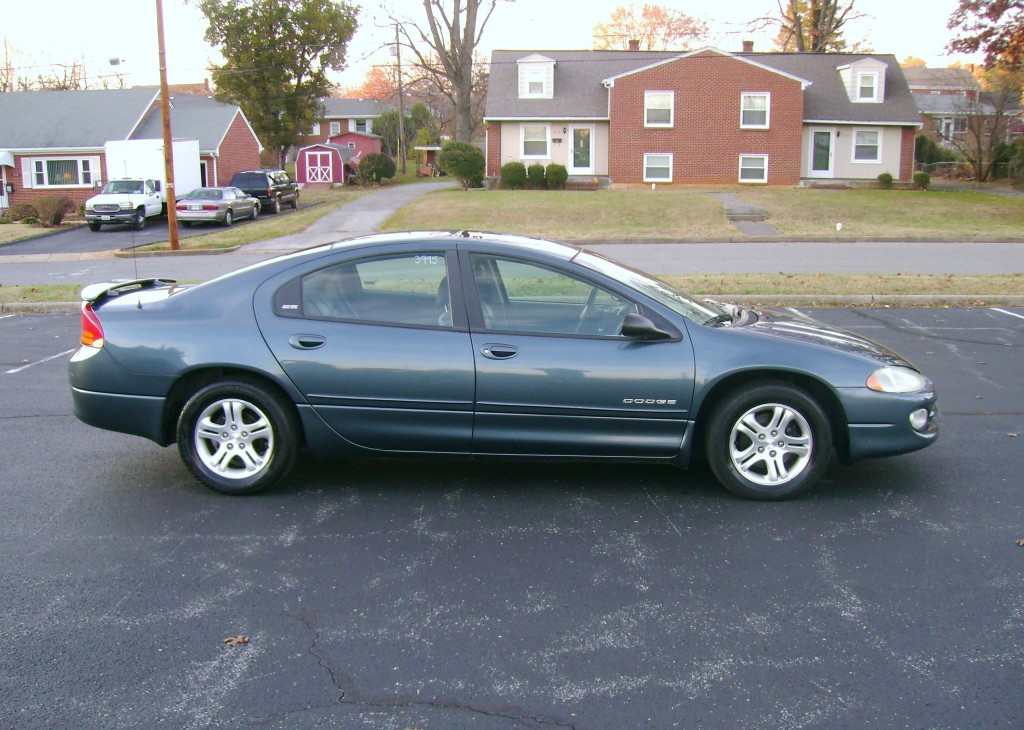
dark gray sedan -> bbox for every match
[174,186,259,226]
[68,232,938,499]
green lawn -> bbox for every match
[382,186,1024,241]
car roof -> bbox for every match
[326,231,579,259]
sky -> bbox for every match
[2,0,984,91]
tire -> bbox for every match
[271,197,282,214]
[181,221,192,228]
[88,222,101,232]
[176,379,300,495]
[290,193,299,210]
[705,381,832,500]
[250,203,260,220]
[223,209,233,227]
[131,209,146,231]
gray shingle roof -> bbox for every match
[0,87,158,150]
[132,94,251,153]
[321,98,391,118]
[486,49,921,125]
[913,93,996,116]
[901,67,979,92]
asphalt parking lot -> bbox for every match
[1,307,1021,729]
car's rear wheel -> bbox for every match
[705,382,832,500]
[181,221,192,228]
[223,209,233,227]
[176,379,299,495]
[290,193,299,209]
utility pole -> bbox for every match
[156,0,180,250]
[394,24,406,175]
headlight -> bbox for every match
[866,366,928,393]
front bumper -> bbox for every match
[85,211,134,224]
[839,387,939,464]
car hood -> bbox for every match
[739,307,915,369]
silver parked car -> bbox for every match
[174,187,259,227]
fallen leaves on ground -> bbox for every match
[223,636,249,647]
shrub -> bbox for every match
[527,163,546,189]
[20,216,39,226]
[357,153,397,185]
[877,172,894,190]
[500,161,527,190]
[913,171,931,190]
[35,195,76,226]
[545,163,568,190]
[436,141,485,189]
[8,202,37,221]
[0,215,12,224]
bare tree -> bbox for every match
[945,67,1023,180]
[389,0,503,142]
[592,3,708,51]
[750,0,862,53]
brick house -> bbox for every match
[901,66,992,147]
[291,98,392,156]
[0,88,262,213]
[484,47,922,185]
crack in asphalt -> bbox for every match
[285,610,577,729]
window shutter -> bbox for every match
[21,158,33,189]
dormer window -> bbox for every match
[517,54,555,99]
[857,72,879,102]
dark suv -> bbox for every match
[228,169,300,214]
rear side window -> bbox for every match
[230,173,267,188]
[299,253,453,328]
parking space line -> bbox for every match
[991,307,1024,321]
[6,349,75,374]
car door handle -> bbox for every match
[481,343,518,360]
[288,334,326,350]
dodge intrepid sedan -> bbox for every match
[69,232,938,500]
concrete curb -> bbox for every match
[6,294,1023,317]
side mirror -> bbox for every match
[621,312,675,340]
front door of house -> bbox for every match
[567,125,594,175]
[0,168,8,211]
[809,129,835,178]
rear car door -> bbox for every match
[256,247,475,453]
[463,252,695,458]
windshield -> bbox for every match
[186,188,223,199]
[103,181,145,194]
[575,250,726,324]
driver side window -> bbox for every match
[471,255,636,336]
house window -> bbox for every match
[31,158,95,187]
[853,130,881,162]
[329,121,341,135]
[521,124,550,158]
[643,153,672,182]
[644,91,673,127]
[857,72,879,102]
[738,155,768,183]
[523,67,546,97]
[354,119,368,133]
[311,122,321,135]
[740,93,770,129]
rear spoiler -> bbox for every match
[80,278,178,305]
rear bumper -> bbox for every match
[72,387,169,445]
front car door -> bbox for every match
[256,245,475,453]
[462,251,695,458]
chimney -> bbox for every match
[742,40,754,53]
[628,39,640,52]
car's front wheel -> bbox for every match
[705,382,832,500]
[131,209,146,231]
[176,379,299,495]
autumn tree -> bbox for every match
[592,3,708,50]
[753,0,863,53]
[391,0,503,143]
[197,0,358,164]
[947,1,1024,68]
[349,64,398,101]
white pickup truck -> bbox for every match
[84,179,164,231]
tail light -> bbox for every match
[80,302,105,348]
[175,203,186,211]
[267,186,273,197]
